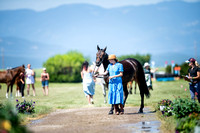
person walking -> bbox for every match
[96,54,124,115]
[41,68,50,96]
[25,64,36,96]
[185,58,200,103]
[81,61,95,105]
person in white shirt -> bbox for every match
[25,64,36,96]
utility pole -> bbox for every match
[194,41,197,60]
[1,48,4,69]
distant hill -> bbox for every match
[0,36,51,68]
[0,1,200,69]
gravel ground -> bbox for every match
[28,106,161,133]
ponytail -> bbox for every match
[195,61,200,67]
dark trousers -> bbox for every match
[20,82,25,97]
[189,81,200,103]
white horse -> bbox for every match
[92,63,107,103]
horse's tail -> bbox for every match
[129,58,150,98]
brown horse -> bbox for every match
[15,75,22,97]
[95,46,150,113]
[0,65,25,98]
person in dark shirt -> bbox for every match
[19,72,25,98]
[185,58,200,103]
[40,68,50,96]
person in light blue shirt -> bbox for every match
[97,54,124,115]
[81,61,95,105]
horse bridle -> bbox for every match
[96,50,107,67]
[93,50,107,77]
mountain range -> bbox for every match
[0,1,200,69]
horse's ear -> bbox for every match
[97,45,100,51]
[103,46,107,52]
[22,64,25,68]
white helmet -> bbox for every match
[144,62,150,68]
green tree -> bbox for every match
[118,53,151,66]
[43,51,86,82]
[165,65,171,74]
[180,63,189,76]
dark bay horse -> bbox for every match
[95,46,150,113]
[0,65,25,98]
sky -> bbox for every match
[0,0,200,11]
[0,0,200,68]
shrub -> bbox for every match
[180,63,189,76]
[157,99,173,117]
[118,53,151,66]
[172,98,200,119]
[0,102,29,133]
[162,106,174,117]
[157,99,173,110]
[16,99,35,114]
[176,112,200,133]
[43,50,86,82]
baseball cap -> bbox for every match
[185,58,196,63]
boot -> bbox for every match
[114,105,119,115]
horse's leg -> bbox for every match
[101,83,107,103]
[123,83,129,106]
[6,85,9,98]
[134,82,137,94]
[10,84,13,98]
[16,86,19,97]
[129,82,133,94]
[138,92,144,113]
[19,83,22,97]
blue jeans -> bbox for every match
[42,80,49,87]
[189,81,200,103]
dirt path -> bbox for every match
[28,107,161,133]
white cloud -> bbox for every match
[184,20,199,27]
[31,45,38,50]
[121,9,132,14]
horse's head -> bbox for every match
[21,64,25,73]
[7,65,25,78]
[96,45,107,67]
[17,65,25,74]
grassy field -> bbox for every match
[0,77,191,122]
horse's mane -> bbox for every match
[8,66,21,70]
[7,65,25,74]
[7,65,25,70]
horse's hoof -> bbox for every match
[138,109,143,113]
[108,110,113,115]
